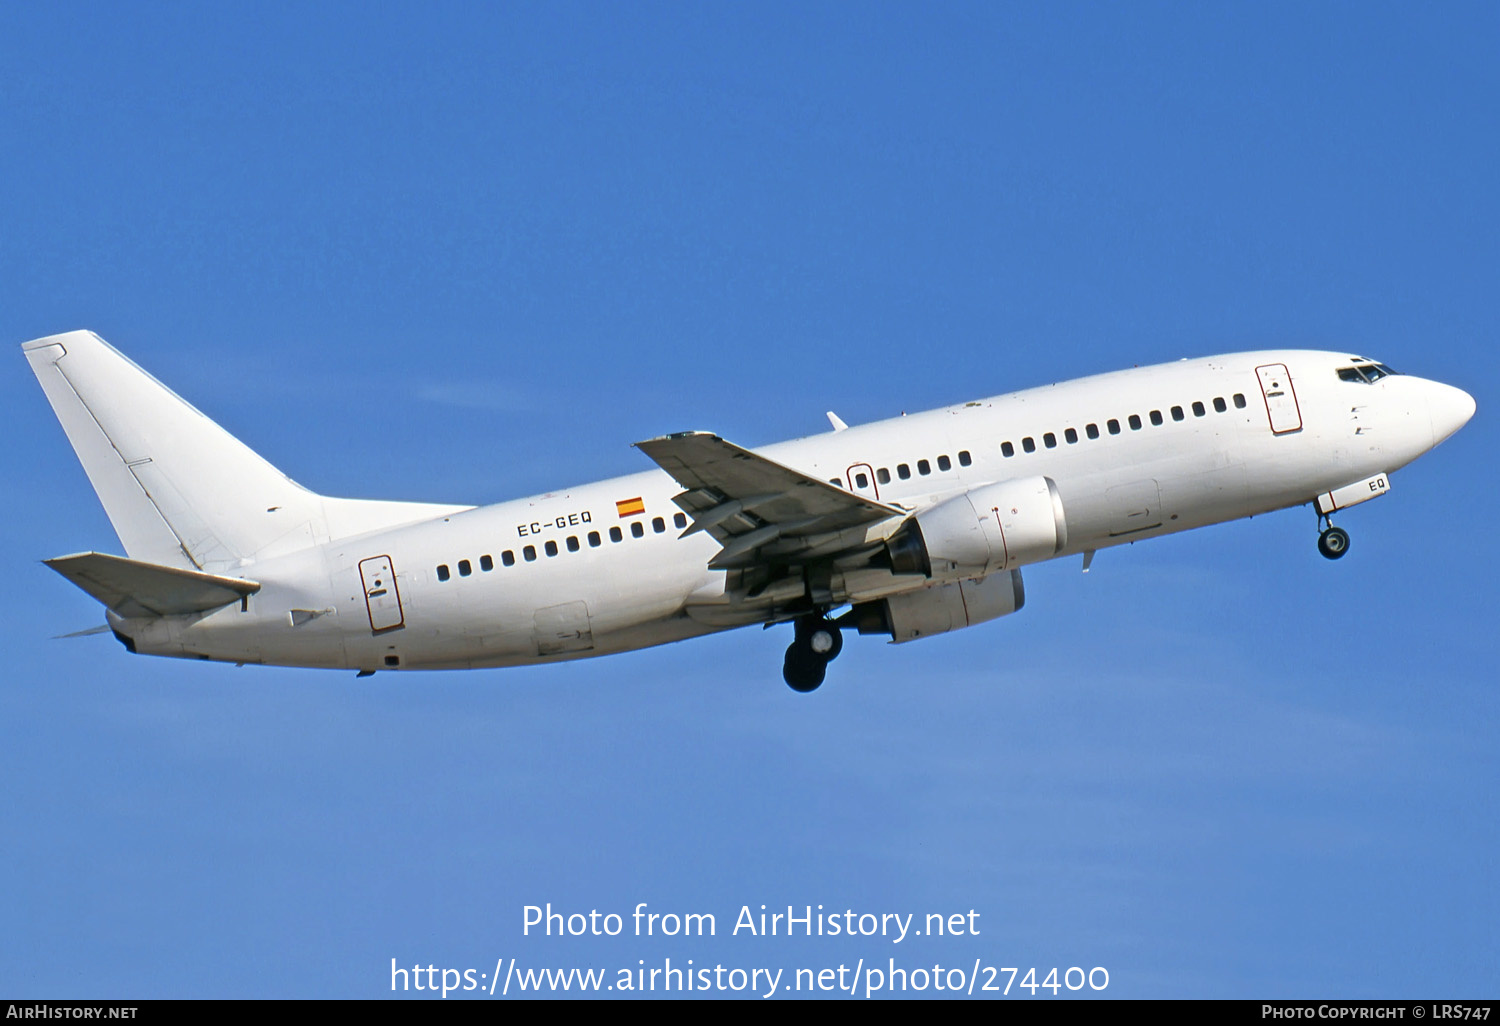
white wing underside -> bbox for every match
[634,431,904,571]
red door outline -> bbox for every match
[846,463,880,500]
[1256,363,1303,435]
[359,555,405,633]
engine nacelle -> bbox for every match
[847,570,1026,643]
[885,476,1067,581]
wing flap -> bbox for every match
[44,551,261,618]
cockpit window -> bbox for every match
[1337,363,1400,384]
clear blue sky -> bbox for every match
[2,1,1495,999]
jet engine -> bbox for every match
[885,476,1067,581]
[843,570,1026,643]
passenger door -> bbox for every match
[359,556,405,633]
[1256,363,1303,435]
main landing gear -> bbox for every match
[783,616,844,692]
[1317,515,1351,560]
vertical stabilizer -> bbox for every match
[24,330,469,573]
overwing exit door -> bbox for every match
[359,556,405,633]
[846,463,880,500]
[1256,363,1303,435]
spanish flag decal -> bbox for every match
[616,497,646,518]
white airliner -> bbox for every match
[25,330,1474,691]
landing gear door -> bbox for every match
[359,556,405,633]
[846,463,880,501]
[1256,363,1303,435]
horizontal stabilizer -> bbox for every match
[44,552,260,618]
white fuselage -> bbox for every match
[111,350,1474,672]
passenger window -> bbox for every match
[566,536,580,552]
[588,531,601,547]
[631,521,645,538]
[480,554,493,571]
[828,478,840,486]
[936,455,951,471]
[854,472,869,488]
[1233,393,1247,408]
[1064,427,1078,444]
[917,459,931,475]
[544,540,558,557]
[458,559,472,577]
[1001,442,1015,457]
[958,451,971,467]
[1043,432,1057,448]
[1171,406,1184,421]
[436,564,450,581]
[1022,437,1036,453]
[1213,397,1227,413]
[1149,410,1163,426]
[673,513,687,529]
[1192,401,1205,417]
[652,517,666,534]
[877,467,891,484]
[609,527,623,543]
[523,545,537,562]
[1128,415,1142,430]
[1086,423,1100,439]
[897,463,911,480]
[502,550,516,567]
[1108,419,1121,435]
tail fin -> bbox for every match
[25,330,469,572]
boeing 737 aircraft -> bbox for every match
[25,330,1474,690]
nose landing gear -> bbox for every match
[783,616,844,692]
[1317,515,1351,560]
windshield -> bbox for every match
[1337,363,1400,384]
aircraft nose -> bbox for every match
[1427,381,1476,447]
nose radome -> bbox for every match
[1428,381,1476,446]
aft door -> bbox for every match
[1256,363,1303,434]
[359,556,405,633]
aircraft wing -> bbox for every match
[44,551,261,618]
[634,431,905,569]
